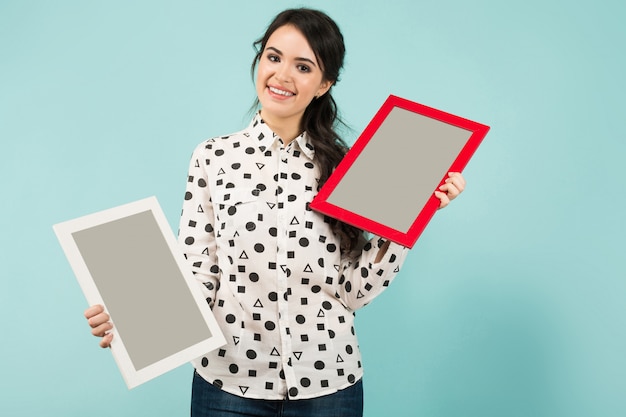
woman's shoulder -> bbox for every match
[191,124,252,155]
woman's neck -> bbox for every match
[259,110,303,145]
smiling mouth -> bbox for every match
[268,86,295,97]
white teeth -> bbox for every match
[269,86,294,97]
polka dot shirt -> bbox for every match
[178,114,409,400]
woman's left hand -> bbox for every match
[435,172,466,209]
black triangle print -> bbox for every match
[394,266,400,273]
[234,231,240,237]
[294,351,303,360]
[337,354,344,363]
[357,290,365,299]
[270,347,280,356]
[256,163,265,170]
[217,168,226,175]
[280,265,288,273]
[317,309,325,318]
[194,159,200,167]
[253,299,263,308]
[197,205,204,213]
[239,386,249,395]
[303,264,313,273]
[290,216,299,225]
[202,247,209,255]
[267,202,276,209]
[233,336,240,345]
[240,251,249,259]
[334,264,340,272]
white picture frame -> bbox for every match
[53,196,225,389]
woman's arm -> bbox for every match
[178,141,221,309]
[337,172,467,309]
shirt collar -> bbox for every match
[248,112,316,160]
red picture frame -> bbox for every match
[310,94,490,248]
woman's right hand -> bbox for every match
[84,305,113,348]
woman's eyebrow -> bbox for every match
[266,46,318,68]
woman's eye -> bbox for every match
[297,64,310,73]
[267,54,280,62]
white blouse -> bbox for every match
[178,114,409,400]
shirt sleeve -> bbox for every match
[178,143,220,309]
[335,236,409,311]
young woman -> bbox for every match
[85,8,466,417]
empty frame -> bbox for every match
[53,197,225,388]
[310,95,489,248]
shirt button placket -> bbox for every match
[276,145,294,395]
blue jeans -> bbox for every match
[191,371,363,417]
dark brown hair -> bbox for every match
[251,8,364,254]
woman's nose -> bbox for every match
[275,63,292,83]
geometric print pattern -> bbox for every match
[178,113,408,400]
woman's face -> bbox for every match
[256,24,332,129]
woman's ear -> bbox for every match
[316,79,334,98]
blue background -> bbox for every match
[2,1,625,416]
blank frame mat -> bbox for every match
[326,107,473,233]
[71,210,213,371]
